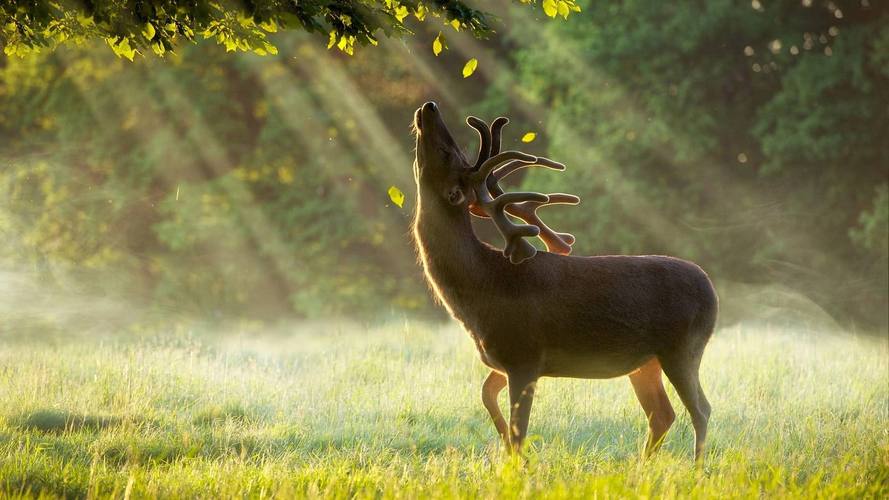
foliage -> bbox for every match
[0,39,430,319]
[0,324,886,497]
[488,0,888,328]
[0,0,580,59]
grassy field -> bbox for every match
[0,322,886,498]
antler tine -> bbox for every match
[502,193,580,255]
[490,117,509,156]
[487,157,566,197]
[472,151,537,184]
[466,116,491,171]
[485,193,549,264]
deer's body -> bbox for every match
[412,102,717,461]
[416,200,717,380]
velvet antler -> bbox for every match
[465,116,581,264]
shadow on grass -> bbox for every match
[11,409,125,433]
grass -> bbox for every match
[0,322,887,498]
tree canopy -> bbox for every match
[1,0,580,59]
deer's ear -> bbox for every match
[446,185,465,205]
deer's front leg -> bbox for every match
[507,369,538,454]
[482,370,509,448]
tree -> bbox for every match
[1,0,580,59]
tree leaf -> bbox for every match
[521,132,537,143]
[415,3,428,21]
[142,23,156,41]
[432,32,445,56]
[394,5,409,23]
[388,186,405,208]
[462,58,478,78]
[543,0,558,18]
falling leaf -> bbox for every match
[462,58,478,78]
[432,32,446,56]
[175,184,180,201]
[388,186,405,208]
[521,132,537,143]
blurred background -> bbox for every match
[1,0,886,335]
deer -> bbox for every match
[411,102,718,461]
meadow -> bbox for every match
[1,322,886,498]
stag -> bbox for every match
[411,102,718,460]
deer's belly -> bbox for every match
[540,348,653,379]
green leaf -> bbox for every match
[462,58,478,78]
[388,186,405,208]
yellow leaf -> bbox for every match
[394,5,409,22]
[142,23,156,41]
[432,32,445,56]
[557,1,570,19]
[543,0,558,17]
[327,30,336,49]
[462,58,478,78]
[450,19,461,31]
[259,20,278,32]
[521,132,537,143]
[415,3,427,21]
[388,186,405,208]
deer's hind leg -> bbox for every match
[629,357,675,457]
[660,348,711,462]
[482,370,509,448]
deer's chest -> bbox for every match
[460,320,542,373]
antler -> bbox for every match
[465,116,581,264]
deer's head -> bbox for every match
[413,101,580,264]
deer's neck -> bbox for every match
[413,195,493,317]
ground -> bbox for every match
[1,322,887,498]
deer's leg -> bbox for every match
[628,357,675,457]
[660,354,711,462]
[482,370,509,447]
[506,369,538,454]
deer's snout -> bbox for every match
[415,101,440,134]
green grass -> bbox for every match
[0,323,887,498]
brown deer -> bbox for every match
[411,102,718,461]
